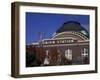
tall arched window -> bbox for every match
[65,49,72,60]
[81,48,88,57]
[81,48,88,64]
[43,50,50,65]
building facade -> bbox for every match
[26,21,89,67]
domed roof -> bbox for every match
[56,21,89,38]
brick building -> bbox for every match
[26,21,89,67]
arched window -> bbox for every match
[65,49,72,60]
[43,50,50,65]
[81,48,88,57]
[81,48,88,64]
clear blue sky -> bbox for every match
[26,12,89,44]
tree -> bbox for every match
[26,51,42,67]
